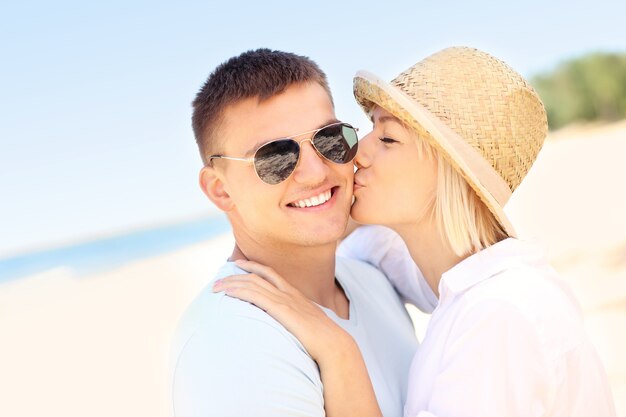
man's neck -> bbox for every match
[229,230,348,318]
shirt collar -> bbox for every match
[439,238,546,297]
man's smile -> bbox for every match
[286,186,339,210]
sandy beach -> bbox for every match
[1,123,625,416]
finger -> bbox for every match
[234,260,295,293]
[214,273,279,295]
[218,280,326,342]
[216,276,286,312]
[221,284,278,314]
[219,276,315,319]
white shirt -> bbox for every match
[338,225,437,313]
[339,226,616,417]
[171,257,417,417]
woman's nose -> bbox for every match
[354,130,376,169]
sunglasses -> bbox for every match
[208,122,359,185]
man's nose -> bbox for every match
[291,139,327,185]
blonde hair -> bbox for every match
[413,129,508,257]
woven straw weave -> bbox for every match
[355,47,548,193]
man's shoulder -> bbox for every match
[174,292,313,365]
[171,263,325,417]
[173,262,304,357]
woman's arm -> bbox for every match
[213,260,382,417]
[338,225,437,312]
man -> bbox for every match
[171,49,417,417]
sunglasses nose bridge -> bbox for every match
[298,137,331,164]
[291,136,329,181]
[297,137,314,146]
[296,137,322,161]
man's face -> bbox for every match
[202,82,354,248]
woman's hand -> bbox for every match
[213,259,383,417]
[212,259,349,362]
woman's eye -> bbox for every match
[379,137,398,144]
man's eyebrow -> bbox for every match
[245,118,341,156]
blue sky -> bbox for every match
[1,0,625,256]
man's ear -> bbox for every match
[199,166,234,212]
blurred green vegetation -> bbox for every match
[531,52,626,130]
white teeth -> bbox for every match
[291,190,333,208]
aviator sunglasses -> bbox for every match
[208,122,359,185]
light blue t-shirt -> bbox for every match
[171,257,417,417]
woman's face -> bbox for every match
[351,106,438,227]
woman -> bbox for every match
[212,47,616,416]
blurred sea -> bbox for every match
[0,214,231,283]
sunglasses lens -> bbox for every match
[313,124,359,164]
[252,123,358,185]
[254,139,300,184]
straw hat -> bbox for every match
[353,46,548,237]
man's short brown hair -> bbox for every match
[192,48,333,164]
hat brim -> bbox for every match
[353,70,516,237]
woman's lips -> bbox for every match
[353,173,365,191]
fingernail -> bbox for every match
[212,279,223,291]
[234,259,245,265]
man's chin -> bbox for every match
[293,219,348,246]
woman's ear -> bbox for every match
[199,166,234,212]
